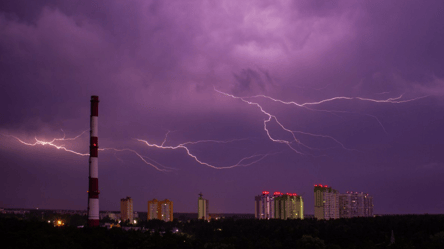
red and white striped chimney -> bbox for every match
[88,96,100,227]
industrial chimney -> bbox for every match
[88,96,100,227]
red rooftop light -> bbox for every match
[262,191,269,195]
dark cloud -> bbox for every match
[1,0,444,214]
[232,68,270,94]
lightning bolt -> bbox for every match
[4,88,424,171]
[1,131,172,172]
[161,130,176,146]
[248,92,428,133]
[2,129,269,170]
[100,148,173,172]
[248,93,428,106]
[1,130,90,156]
[292,130,357,151]
[214,88,322,155]
[214,87,428,154]
[136,137,274,169]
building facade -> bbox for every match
[159,199,173,221]
[274,192,304,220]
[198,193,209,220]
[148,199,159,221]
[339,192,373,218]
[120,196,133,223]
[148,199,173,221]
[254,191,275,219]
[314,185,339,220]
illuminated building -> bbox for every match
[198,193,209,220]
[314,185,339,220]
[274,192,304,220]
[148,199,173,221]
[254,191,275,219]
[120,196,133,223]
[159,199,173,221]
[339,192,373,218]
[148,199,159,220]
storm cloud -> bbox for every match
[1,0,443,214]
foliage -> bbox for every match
[1,215,443,248]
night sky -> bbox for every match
[1,0,444,215]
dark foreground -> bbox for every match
[1,215,444,249]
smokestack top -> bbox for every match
[90,96,99,116]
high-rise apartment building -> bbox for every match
[339,192,373,218]
[255,191,275,219]
[274,192,304,220]
[120,196,133,223]
[148,199,173,221]
[159,199,173,221]
[314,185,339,220]
[198,193,209,220]
[148,199,159,220]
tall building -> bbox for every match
[255,191,275,219]
[147,199,159,221]
[339,191,373,218]
[148,199,174,221]
[120,196,133,223]
[314,185,339,220]
[159,199,173,221]
[198,193,209,220]
[274,192,304,220]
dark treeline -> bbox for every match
[1,215,444,249]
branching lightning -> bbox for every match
[2,88,427,171]
[2,128,272,171]
[100,147,173,172]
[2,131,90,156]
[246,93,428,106]
[214,87,428,154]
[136,137,274,169]
[245,92,428,133]
[214,88,322,155]
[1,131,172,172]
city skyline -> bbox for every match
[1,1,444,215]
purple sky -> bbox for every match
[1,0,444,214]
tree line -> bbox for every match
[1,214,443,248]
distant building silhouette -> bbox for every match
[148,199,173,221]
[120,196,133,223]
[314,185,339,220]
[339,191,373,218]
[198,193,209,220]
